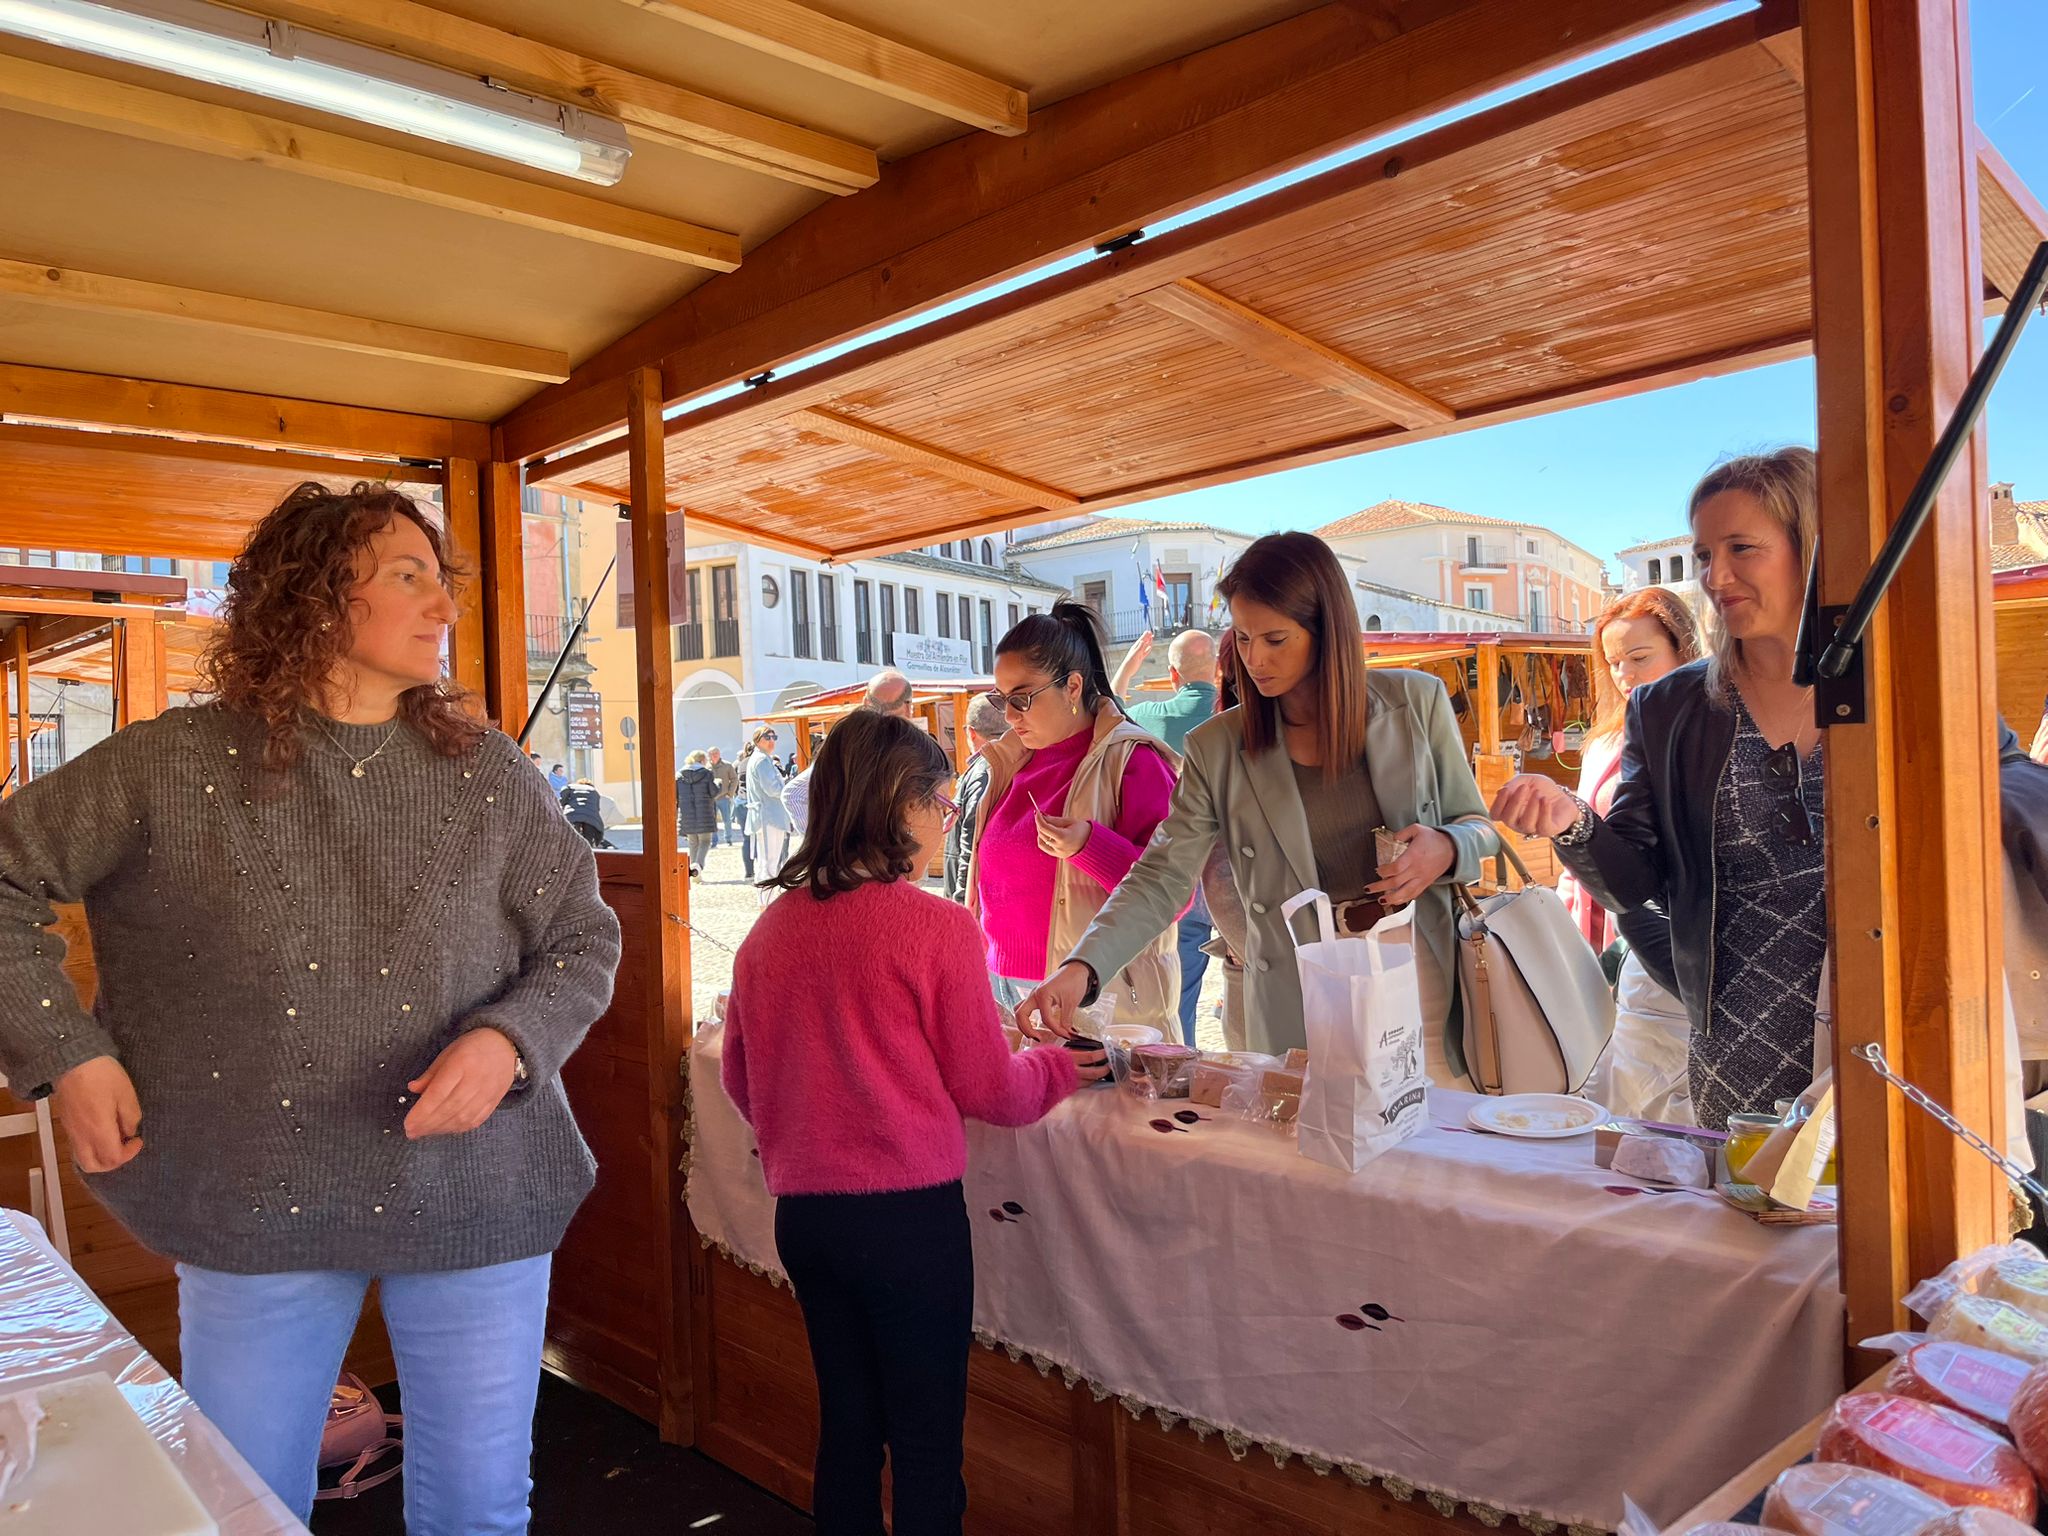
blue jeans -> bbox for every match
[1175,911,1213,1047]
[177,1254,552,1533]
[717,799,740,844]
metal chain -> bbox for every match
[667,911,741,958]
[1852,1043,2048,1207]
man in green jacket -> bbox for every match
[1111,628,1219,1043]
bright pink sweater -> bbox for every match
[975,727,1178,980]
[722,879,1080,1197]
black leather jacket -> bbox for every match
[1553,660,1737,1037]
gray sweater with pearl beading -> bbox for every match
[0,705,621,1275]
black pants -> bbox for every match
[773,1182,973,1536]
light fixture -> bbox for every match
[0,0,631,184]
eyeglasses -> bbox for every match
[985,673,1071,715]
[930,790,962,828]
[1762,742,1816,846]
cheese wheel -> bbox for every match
[1883,1341,2031,1428]
[1979,1254,2048,1323]
[1929,1294,2048,1365]
[1761,1463,1947,1536]
[1920,1510,2037,1536]
[1814,1393,2035,1519]
[2001,1361,2048,1484]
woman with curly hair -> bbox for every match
[0,481,620,1533]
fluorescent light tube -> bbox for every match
[0,0,631,184]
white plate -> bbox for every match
[1466,1093,1609,1139]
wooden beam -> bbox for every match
[254,0,876,194]
[444,458,488,700]
[9,629,29,789]
[0,257,568,382]
[0,594,192,622]
[1980,138,2048,303]
[623,365,694,1446]
[0,360,485,460]
[618,0,1026,134]
[478,443,529,737]
[533,477,836,561]
[0,51,742,270]
[787,407,1078,508]
[0,421,444,486]
[500,0,1751,460]
[113,617,167,729]
[1805,0,2004,1351]
[1141,278,1456,428]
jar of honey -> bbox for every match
[1725,1113,1778,1180]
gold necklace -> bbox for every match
[312,718,403,778]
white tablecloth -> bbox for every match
[687,1027,1844,1532]
[0,1209,306,1535]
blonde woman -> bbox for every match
[1495,448,1826,1129]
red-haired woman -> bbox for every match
[0,482,620,1532]
[1017,533,1499,1070]
[1561,588,1701,1122]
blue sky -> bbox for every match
[1110,0,2048,571]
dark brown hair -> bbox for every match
[1585,587,1702,746]
[196,480,485,773]
[994,599,1119,715]
[1216,532,1368,784]
[1215,626,1241,713]
[766,710,953,899]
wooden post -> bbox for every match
[625,364,695,1445]
[1475,642,1502,758]
[9,628,28,786]
[951,689,974,776]
[478,438,529,737]
[444,456,488,702]
[0,644,13,794]
[1804,0,2004,1348]
[114,616,167,728]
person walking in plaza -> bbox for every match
[965,603,1184,1032]
[744,725,791,902]
[0,480,620,1533]
[1492,447,1831,1130]
[1560,588,1702,1124]
[677,749,720,880]
[735,743,757,879]
[942,693,1009,905]
[546,761,569,795]
[724,710,1101,1536]
[1016,533,1498,1067]
[1112,628,1220,1044]
[560,777,608,847]
[708,745,740,845]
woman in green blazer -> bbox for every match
[1018,532,1499,1069]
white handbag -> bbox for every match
[1453,842,1615,1095]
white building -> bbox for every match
[1316,501,1608,633]
[1614,535,1702,607]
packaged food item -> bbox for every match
[1122,1043,1198,1100]
[1283,1048,1311,1074]
[1906,1243,2048,1326]
[1919,1510,2037,1536]
[1684,1526,1775,1536]
[1883,1341,2032,1428]
[1187,1052,1276,1109]
[1929,1295,2048,1366]
[1611,1133,1710,1188]
[2001,1360,2048,1484]
[1814,1393,2035,1518]
[1760,1462,1948,1536]
[1222,1069,1302,1126]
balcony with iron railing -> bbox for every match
[1094,604,1211,644]
[527,613,573,661]
[1458,542,1512,570]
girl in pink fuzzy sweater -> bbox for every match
[723,709,1103,1536]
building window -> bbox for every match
[1648,558,1663,583]
[879,585,897,665]
[904,587,922,635]
[981,539,995,567]
[1366,615,1383,631]
[819,573,840,662]
[1466,536,1481,565]
[936,594,951,638]
[1526,539,1538,555]
[957,595,970,647]
[791,570,813,659]
[1529,589,1546,630]
[1007,602,1021,631]
[1670,554,1684,581]
[710,565,740,656]
[1028,605,1041,617]
[675,567,705,661]
[1465,586,1491,612]
[978,599,995,672]
[1081,580,1106,615]
[854,579,874,665]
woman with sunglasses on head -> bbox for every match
[725,711,1103,1536]
[1562,588,1702,1124]
[1015,533,1499,1070]
[744,724,790,904]
[1493,448,1826,1131]
[963,602,1183,1033]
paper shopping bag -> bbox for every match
[1280,890,1428,1174]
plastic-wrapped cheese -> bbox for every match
[1612,1134,1710,1188]
[1929,1294,2048,1365]
[1814,1393,2036,1519]
[1978,1254,2048,1322]
[1681,1525,1772,1536]
[1761,1462,1948,1536]
[1920,1510,2038,1536]
[1883,1341,2031,1428]
[2000,1360,2048,1485]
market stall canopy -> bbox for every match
[528,0,2048,563]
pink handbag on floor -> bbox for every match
[316,1373,404,1502]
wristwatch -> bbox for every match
[512,1049,530,1086]
[1554,793,1597,848]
